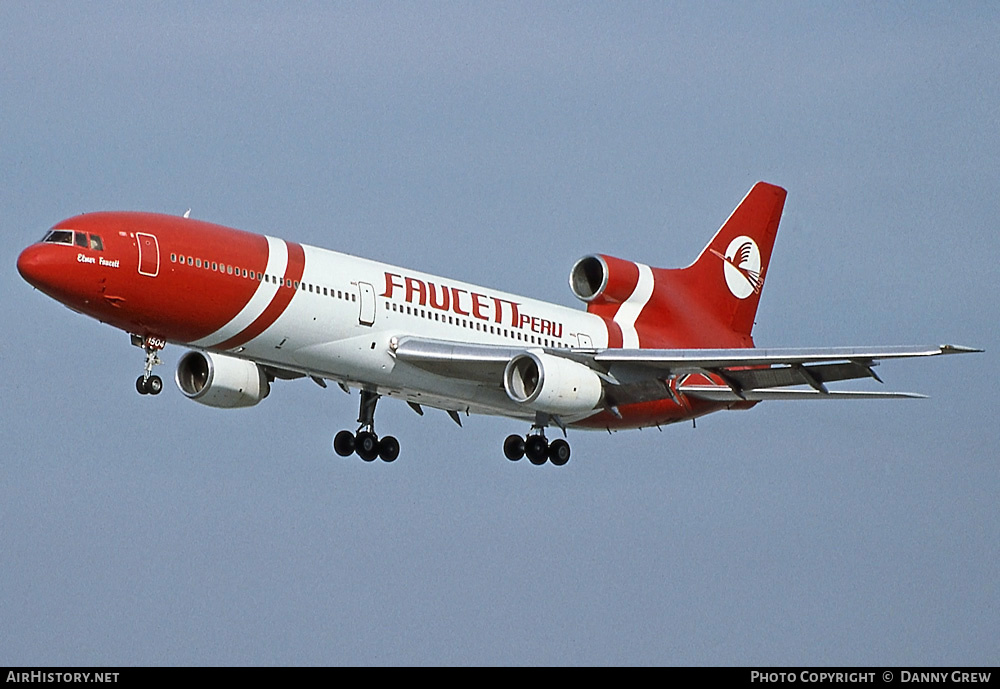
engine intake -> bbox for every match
[175,351,270,409]
[569,254,642,305]
[503,351,603,415]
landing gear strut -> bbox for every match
[132,334,164,396]
[333,389,400,463]
[503,414,571,466]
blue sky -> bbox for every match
[1,2,996,665]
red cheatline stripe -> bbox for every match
[605,317,623,348]
[215,242,306,350]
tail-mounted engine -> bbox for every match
[503,351,603,415]
[569,254,642,305]
[175,351,270,408]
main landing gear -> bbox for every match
[329,393,571,466]
[503,415,571,466]
[503,434,571,466]
[333,389,400,463]
[132,334,164,396]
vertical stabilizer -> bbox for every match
[569,182,786,349]
[645,182,786,347]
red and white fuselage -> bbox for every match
[17,209,699,429]
[19,183,973,463]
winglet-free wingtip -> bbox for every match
[939,344,984,354]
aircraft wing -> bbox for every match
[595,344,979,401]
[390,336,518,383]
[389,336,979,403]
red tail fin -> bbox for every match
[645,182,786,347]
[570,182,786,349]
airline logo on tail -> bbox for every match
[711,235,762,299]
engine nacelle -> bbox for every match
[175,351,270,409]
[569,254,642,305]
[503,351,604,415]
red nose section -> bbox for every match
[17,243,56,291]
[17,243,89,307]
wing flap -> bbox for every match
[720,361,875,391]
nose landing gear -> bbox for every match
[132,334,165,395]
[333,389,400,463]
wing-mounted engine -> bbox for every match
[175,351,270,408]
[503,351,603,415]
[569,254,641,305]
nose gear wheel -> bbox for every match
[132,334,164,396]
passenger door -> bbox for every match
[136,233,159,277]
[357,282,376,326]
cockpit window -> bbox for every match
[40,229,104,250]
[42,230,74,245]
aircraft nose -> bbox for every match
[17,243,59,291]
[18,244,42,282]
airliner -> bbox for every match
[16,182,978,465]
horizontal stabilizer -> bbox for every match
[678,386,927,402]
[596,344,980,371]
